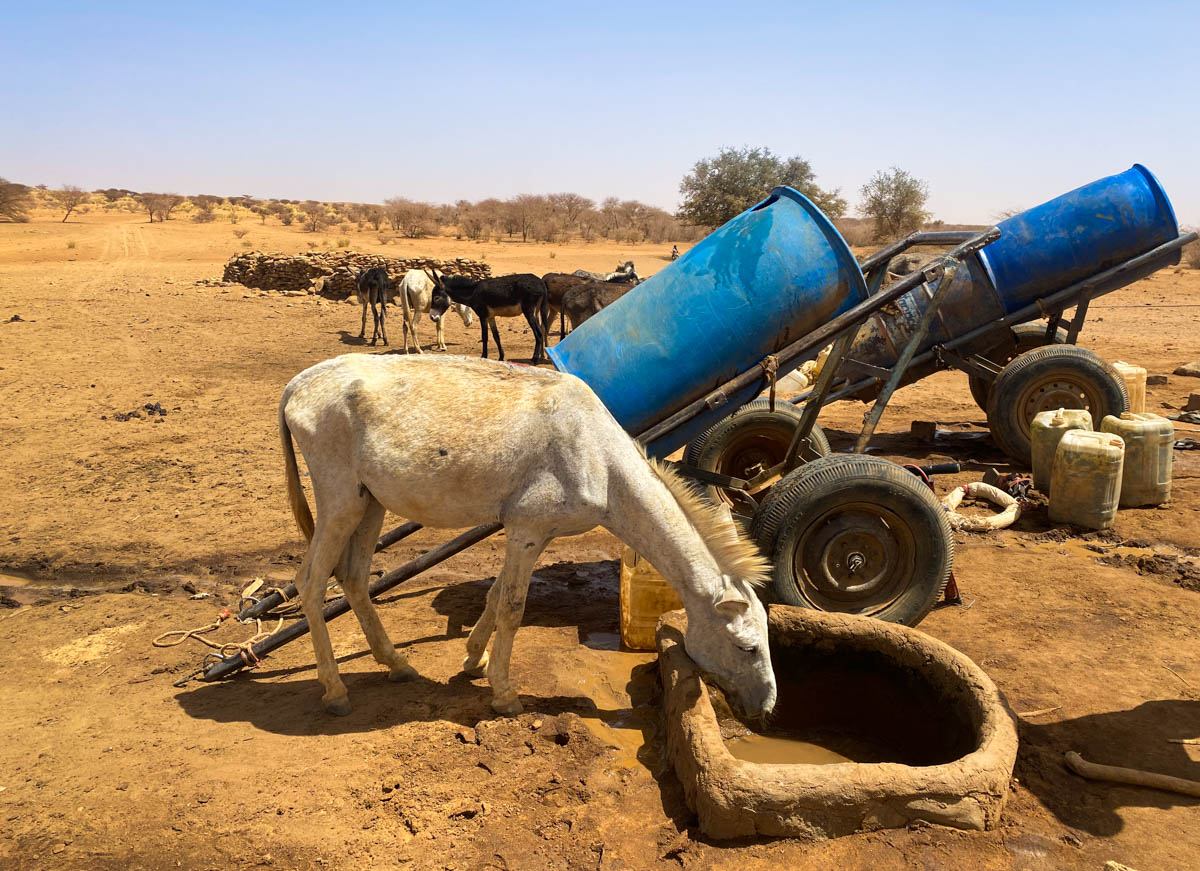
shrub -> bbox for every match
[306,241,318,249]
[376,234,390,245]
[232,228,249,239]
[66,240,77,249]
[1184,229,1200,269]
[335,236,350,248]
[548,251,556,259]
[192,207,216,223]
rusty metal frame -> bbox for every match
[788,231,1198,409]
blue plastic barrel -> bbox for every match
[548,187,867,457]
[980,163,1179,311]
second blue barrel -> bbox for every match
[548,186,868,456]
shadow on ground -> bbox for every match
[1017,699,1200,836]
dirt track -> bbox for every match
[1,214,1198,870]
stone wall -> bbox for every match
[221,250,491,298]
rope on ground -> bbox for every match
[941,481,1020,532]
[153,607,283,662]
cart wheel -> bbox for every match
[986,345,1128,465]
[968,322,1069,411]
[750,454,952,626]
[686,400,831,513]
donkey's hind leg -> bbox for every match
[296,504,366,716]
[463,578,503,677]
[336,495,417,683]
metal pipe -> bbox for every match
[636,227,1002,446]
[238,520,424,621]
[785,329,859,468]
[857,231,981,274]
[202,522,503,681]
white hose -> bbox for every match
[942,482,1020,532]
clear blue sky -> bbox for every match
[3,1,1197,225]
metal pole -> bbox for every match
[853,262,960,453]
[201,522,503,681]
[783,328,859,468]
[238,520,424,621]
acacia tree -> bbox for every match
[859,167,930,241]
[0,178,33,222]
[137,193,184,222]
[51,185,90,222]
[678,146,847,227]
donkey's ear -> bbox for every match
[425,269,440,287]
[715,587,749,616]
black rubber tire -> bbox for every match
[684,399,830,467]
[684,400,831,511]
[986,345,1129,465]
[968,322,1070,411]
[750,454,953,626]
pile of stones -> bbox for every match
[221,250,491,299]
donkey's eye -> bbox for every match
[738,645,758,655]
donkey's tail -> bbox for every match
[278,394,315,542]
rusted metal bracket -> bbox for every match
[934,345,1003,383]
[669,462,750,491]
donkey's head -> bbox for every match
[651,463,775,718]
[426,270,449,323]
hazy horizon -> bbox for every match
[3,1,1197,225]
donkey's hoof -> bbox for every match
[462,650,489,678]
[490,696,523,717]
[323,696,352,717]
[388,663,418,683]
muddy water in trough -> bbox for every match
[719,645,976,767]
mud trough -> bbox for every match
[656,606,1018,839]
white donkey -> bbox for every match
[398,269,474,353]
[279,353,776,718]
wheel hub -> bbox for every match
[1018,377,1099,438]
[797,508,908,609]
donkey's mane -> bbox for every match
[649,460,770,586]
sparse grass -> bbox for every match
[549,251,556,259]
[240,240,253,248]
[66,240,76,249]
[335,237,350,248]
[377,234,390,245]
[232,228,249,239]
[306,241,318,250]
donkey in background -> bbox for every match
[428,271,550,364]
[354,266,395,346]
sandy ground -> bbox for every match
[1,212,1198,870]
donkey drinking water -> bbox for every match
[279,353,775,717]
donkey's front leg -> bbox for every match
[485,531,548,715]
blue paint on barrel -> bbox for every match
[548,186,867,456]
[980,164,1180,312]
